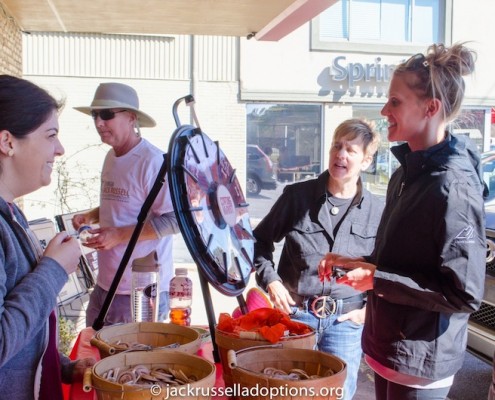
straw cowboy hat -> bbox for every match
[74,82,156,127]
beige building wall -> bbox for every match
[22,33,245,220]
[0,4,22,208]
[0,3,22,77]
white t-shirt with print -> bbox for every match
[97,138,174,295]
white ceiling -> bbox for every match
[0,0,337,41]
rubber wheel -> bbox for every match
[247,175,261,195]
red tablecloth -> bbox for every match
[68,328,99,400]
[68,327,227,400]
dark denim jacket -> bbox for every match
[253,171,384,300]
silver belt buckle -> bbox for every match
[311,295,336,318]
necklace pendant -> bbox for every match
[330,206,339,215]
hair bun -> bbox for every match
[427,42,476,76]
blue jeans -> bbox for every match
[86,285,170,326]
[290,300,364,400]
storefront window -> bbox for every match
[353,106,490,198]
[246,103,322,189]
[312,0,449,54]
[453,108,486,152]
[352,107,393,197]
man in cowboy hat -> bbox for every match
[72,82,179,326]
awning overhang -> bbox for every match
[0,0,338,41]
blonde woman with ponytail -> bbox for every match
[319,43,485,400]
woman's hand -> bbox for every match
[71,357,97,382]
[341,262,376,291]
[318,253,363,282]
[337,306,366,325]
[267,281,296,314]
[318,253,376,291]
[44,232,81,275]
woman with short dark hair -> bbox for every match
[254,118,383,400]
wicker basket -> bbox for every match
[87,350,216,400]
[229,347,347,400]
[91,322,201,358]
[215,327,316,388]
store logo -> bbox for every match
[330,56,397,89]
[454,225,475,243]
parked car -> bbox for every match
[482,151,495,206]
[246,144,277,195]
[467,151,495,362]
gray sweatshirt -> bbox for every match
[0,199,72,399]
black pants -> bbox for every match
[374,372,451,400]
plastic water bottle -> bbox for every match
[131,251,160,322]
[169,268,192,326]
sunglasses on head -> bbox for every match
[91,109,127,121]
[404,53,430,71]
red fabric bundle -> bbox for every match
[217,307,312,343]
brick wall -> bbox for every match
[0,3,22,76]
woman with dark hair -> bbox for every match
[0,75,94,399]
[319,43,485,400]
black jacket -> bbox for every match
[363,134,486,380]
[254,171,384,299]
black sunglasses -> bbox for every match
[91,109,127,121]
[404,53,430,70]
